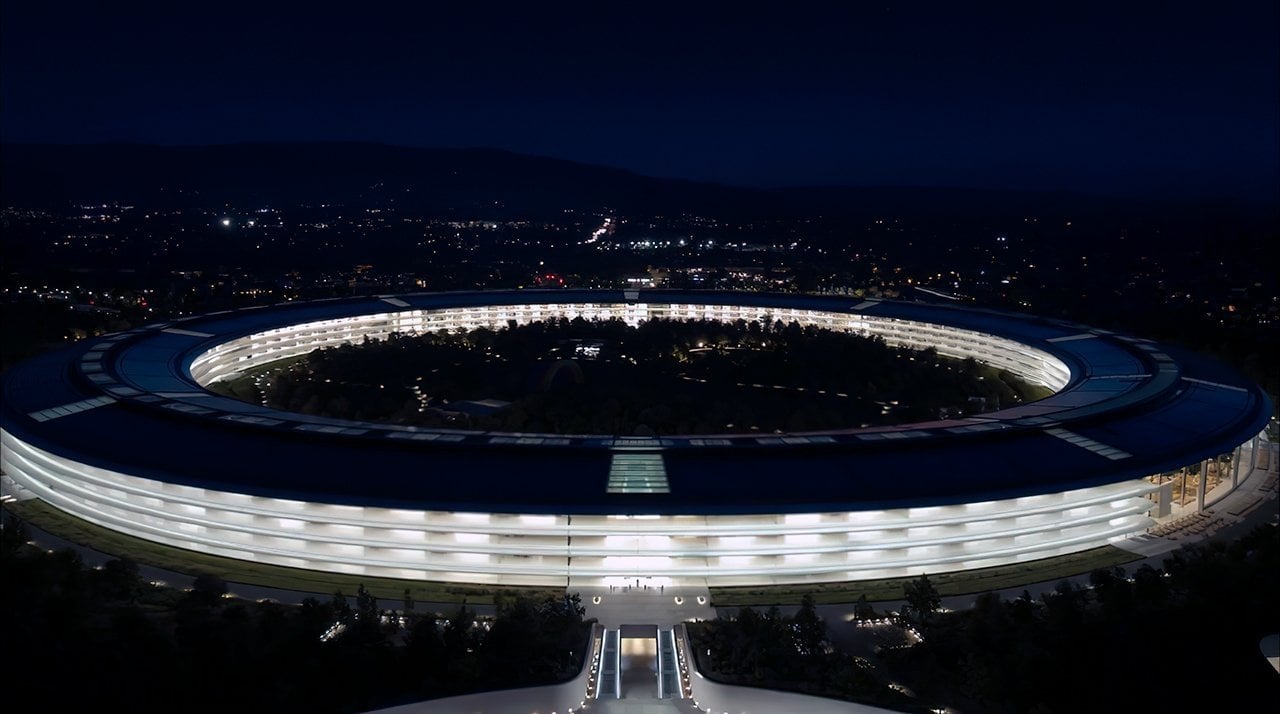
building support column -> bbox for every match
[1232,446,1242,488]
[1196,459,1208,512]
[1152,479,1172,519]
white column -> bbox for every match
[1196,459,1207,511]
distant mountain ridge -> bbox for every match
[2,142,704,213]
[0,141,1189,219]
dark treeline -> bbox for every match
[687,594,923,710]
[247,317,1045,435]
[0,520,591,713]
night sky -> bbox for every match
[2,1,1277,201]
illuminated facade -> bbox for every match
[1,290,1270,587]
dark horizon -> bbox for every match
[5,129,1276,209]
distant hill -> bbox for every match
[0,141,1162,219]
[1,142,716,213]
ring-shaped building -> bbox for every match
[0,290,1270,586]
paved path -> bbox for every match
[575,582,716,628]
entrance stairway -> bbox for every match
[594,626,684,701]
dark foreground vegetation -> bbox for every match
[226,317,1046,435]
[687,594,924,711]
[881,524,1280,713]
[692,524,1279,713]
[0,520,591,714]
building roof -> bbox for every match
[1,290,1270,515]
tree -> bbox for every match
[563,591,586,618]
[189,571,228,606]
[853,593,875,620]
[356,583,378,620]
[1089,566,1133,618]
[0,518,29,556]
[97,557,142,602]
[406,615,447,685]
[792,594,828,658]
[330,589,353,621]
[902,573,942,626]
[1131,563,1169,608]
[348,584,390,644]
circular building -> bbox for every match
[0,290,1270,587]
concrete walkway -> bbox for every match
[576,582,716,628]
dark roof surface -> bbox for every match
[1,290,1270,514]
